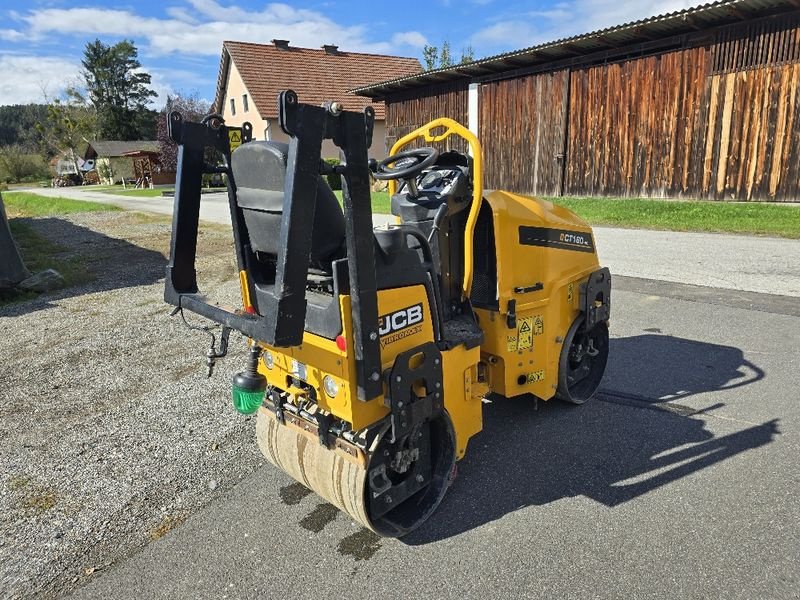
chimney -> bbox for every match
[271,39,290,50]
[322,44,339,55]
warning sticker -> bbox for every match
[533,315,544,336]
[506,335,518,353]
[526,370,545,384]
[518,317,533,350]
[228,129,243,151]
[567,283,574,303]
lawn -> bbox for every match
[334,190,391,214]
[100,188,168,198]
[332,189,800,238]
[550,196,800,239]
[1,192,117,305]
[2,191,119,218]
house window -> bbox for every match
[230,98,236,116]
[242,94,249,112]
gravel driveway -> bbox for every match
[0,211,260,598]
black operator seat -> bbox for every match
[230,141,346,270]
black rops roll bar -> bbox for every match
[163,90,383,401]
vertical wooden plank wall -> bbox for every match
[566,47,711,198]
[383,82,469,154]
[565,17,800,200]
[479,71,569,196]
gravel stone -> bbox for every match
[0,211,263,598]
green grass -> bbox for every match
[548,196,800,239]
[100,188,168,198]
[3,192,119,217]
[0,221,94,306]
[334,190,391,214]
[0,192,113,305]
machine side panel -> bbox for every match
[477,191,601,399]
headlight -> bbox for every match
[263,350,274,369]
[323,375,339,398]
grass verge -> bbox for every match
[100,188,169,198]
[549,196,800,238]
[334,190,390,214]
[2,191,119,218]
[0,221,94,306]
[1,191,112,306]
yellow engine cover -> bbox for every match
[476,190,602,400]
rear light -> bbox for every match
[335,335,347,352]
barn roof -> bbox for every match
[353,0,799,98]
[213,41,422,120]
[87,141,160,158]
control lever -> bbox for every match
[427,203,450,243]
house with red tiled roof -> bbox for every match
[214,39,422,158]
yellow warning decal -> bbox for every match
[506,335,518,353]
[518,317,533,350]
[533,315,544,336]
[526,370,545,384]
[567,283,574,303]
[228,129,243,151]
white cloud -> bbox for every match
[472,0,698,52]
[0,29,25,42]
[5,1,427,57]
[0,55,79,105]
[0,1,430,104]
[391,31,428,49]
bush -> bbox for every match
[324,158,341,191]
[202,173,226,188]
[0,147,49,183]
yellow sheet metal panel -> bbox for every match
[256,285,434,430]
[477,190,602,400]
[441,343,485,460]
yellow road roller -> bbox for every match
[164,90,611,537]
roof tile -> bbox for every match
[216,41,422,119]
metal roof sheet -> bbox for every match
[353,0,798,97]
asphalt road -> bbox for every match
[27,186,800,297]
[72,277,800,600]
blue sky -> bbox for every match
[0,0,694,106]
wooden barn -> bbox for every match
[354,0,800,202]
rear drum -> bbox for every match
[556,317,609,405]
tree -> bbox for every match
[0,104,49,148]
[421,42,476,70]
[440,41,452,68]
[156,93,211,173]
[80,39,157,140]
[422,45,439,71]
[35,93,97,183]
[0,146,48,183]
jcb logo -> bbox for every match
[379,303,423,336]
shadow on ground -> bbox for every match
[603,333,765,403]
[406,334,777,544]
[0,217,167,317]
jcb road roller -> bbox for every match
[164,90,611,537]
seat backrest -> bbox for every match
[231,141,345,266]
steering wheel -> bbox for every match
[373,147,439,181]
